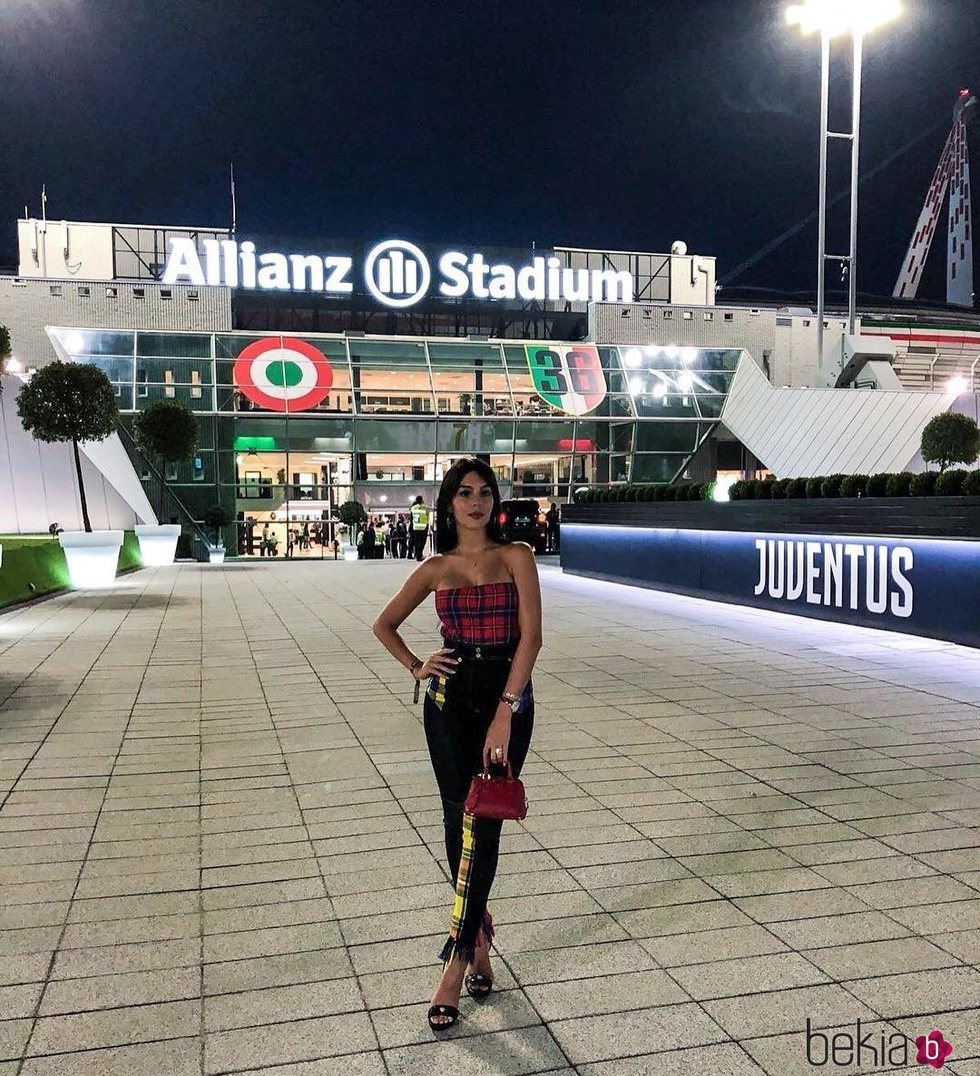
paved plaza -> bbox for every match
[1,559,979,1075]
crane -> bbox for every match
[893,89,976,307]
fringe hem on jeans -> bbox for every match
[437,910,494,965]
[438,932,476,965]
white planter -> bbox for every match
[207,546,226,564]
[58,530,124,589]
[134,524,181,567]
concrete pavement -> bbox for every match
[1,559,979,1074]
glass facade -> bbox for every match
[48,328,740,555]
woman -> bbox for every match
[360,520,374,561]
[373,458,542,1032]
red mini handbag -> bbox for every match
[464,762,528,820]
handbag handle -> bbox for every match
[478,760,513,779]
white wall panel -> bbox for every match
[81,437,156,525]
[0,373,155,533]
[589,303,776,366]
[720,355,957,477]
[17,220,115,279]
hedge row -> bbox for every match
[731,470,980,500]
[574,483,711,503]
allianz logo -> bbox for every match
[754,539,913,618]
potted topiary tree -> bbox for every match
[131,399,199,566]
[336,499,367,559]
[921,412,980,473]
[0,325,11,369]
[202,504,232,563]
[16,361,122,587]
[0,326,10,570]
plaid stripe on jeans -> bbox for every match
[424,651,534,965]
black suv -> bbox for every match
[497,499,547,553]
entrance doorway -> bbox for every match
[236,449,352,557]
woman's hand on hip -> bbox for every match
[418,648,459,679]
[483,705,512,770]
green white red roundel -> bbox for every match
[234,338,333,412]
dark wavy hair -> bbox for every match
[435,458,506,553]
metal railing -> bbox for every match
[115,424,216,558]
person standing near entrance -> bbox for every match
[393,515,408,559]
[546,503,560,553]
[374,519,386,560]
[360,520,374,560]
[410,496,429,561]
[260,523,270,557]
[372,458,541,1032]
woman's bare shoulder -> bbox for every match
[501,542,536,571]
[420,553,448,587]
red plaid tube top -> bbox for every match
[435,580,519,646]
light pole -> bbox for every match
[786,0,902,361]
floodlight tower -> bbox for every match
[786,0,903,360]
[892,90,976,307]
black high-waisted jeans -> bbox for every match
[423,643,534,964]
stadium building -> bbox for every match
[1,214,978,554]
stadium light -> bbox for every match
[786,0,902,38]
[786,0,903,360]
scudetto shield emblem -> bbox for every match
[524,344,606,416]
[234,337,334,412]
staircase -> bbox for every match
[116,424,216,559]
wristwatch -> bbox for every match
[500,691,521,713]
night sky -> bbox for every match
[2,0,978,304]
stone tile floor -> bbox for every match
[0,559,978,1074]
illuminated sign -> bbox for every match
[364,240,430,308]
[234,339,333,412]
[438,253,631,305]
[164,239,353,294]
[163,238,634,307]
[753,539,913,618]
[563,525,980,647]
[525,345,606,416]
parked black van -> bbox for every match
[497,499,547,553]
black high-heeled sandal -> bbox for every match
[465,910,495,998]
[464,972,493,999]
[427,1003,460,1031]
